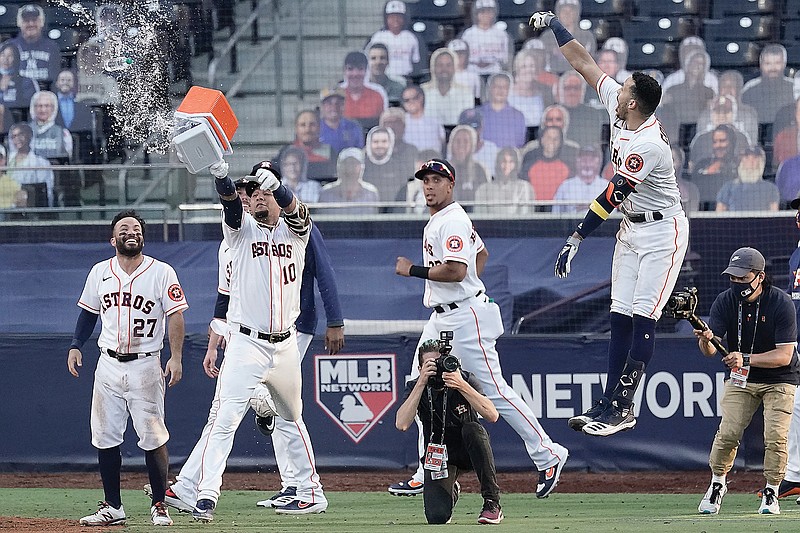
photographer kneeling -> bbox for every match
[396,339,503,525]
[694,247,799,516]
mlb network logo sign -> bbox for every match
[315,354,397,443]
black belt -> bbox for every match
[239,325,291,343]
[434,291,484,314]
[628,211,663,223]
[105,349,155,362]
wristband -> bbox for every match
[409,265,430,279]
[273,183,294,208]
[550,18,575,47]
[215,175,236,197]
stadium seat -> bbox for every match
[786,43,800,68]
[625,40,678,70]
[0,3,19,33]
[497,0,539,19]
[622,16,698,43]
[411,20,446,53]
[407,0,465,23]
[705,41,762,68]
[702,15,777,42]
[578,17,622,43]
[502,17,536,46]
[711,0,776,18]
[783,19,800,43]
[47,27,81,56]
[641,0,708,17]
[579,0,632,18]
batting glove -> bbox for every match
[529,11,555,30]
[209,159,229,179]
[252,161,282,192]
[555,235,581,278]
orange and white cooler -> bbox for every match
[172,86,239,173]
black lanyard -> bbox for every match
[426,385,448,445]
[737,297,760,359]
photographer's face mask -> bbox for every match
[731,272,761,301]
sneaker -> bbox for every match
[79,501,126,526]
[250,386,277,417]
[192,498,216,522]
[759,487,781,514]
[255,413,275,437]
[477,499,504,525]
[144,483,194,513]
[453,481,460,508]
[388,478,424,496]
[274,499,328,514]
[778,479,800,499]
[256,486,297,508]
[582,400,636,437]
[568,397,609,432]
[151,502,173,526]
[698,482,727,514]
[536,449,568,499]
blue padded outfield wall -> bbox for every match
[0,333,766,472]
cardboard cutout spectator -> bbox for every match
[662,36,718,94]
[319,86,364,156]
[459,107,498,179]
[0,41,39,118]
[742,44,795,126]
[7,122,53,206]
[447,124,489,207]
[508,48,554,129]
[555,70,607,148]
[401,84,445,153]
[689,124,741,210]
[366,0,423,79]
[478,73,526,149]
[279,145,322,203]
[281,109,334,181]
[663,50,715,131]
[9,4,62,86]
[447,39,482,101]
[318,147,380,214]
[422,48,474,125]
[716,147,779,211]
[340,51,388,130]
[696,71,758,146]
[521,125,571,202]
[460,0,512,76]
[474,147,534,215]
[363,125,413,203]
[367,43,406,106]
[552,144,607,214]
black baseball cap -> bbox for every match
[721,247,765,277]
[414,158,456,182]
[791,196,800,210]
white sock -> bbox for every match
[766,483,779,493]
[711,474,726,485]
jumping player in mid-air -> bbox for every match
[531,11,689,436]
[68,210,188,527]
[392,158,568,500]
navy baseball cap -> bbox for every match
[791,196,800,210]
[722,247,765,277]
[415,158,456,182]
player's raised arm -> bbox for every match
[530,11,603,90]
[210,159,244,229]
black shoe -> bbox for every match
[255,413,275,436]
[582,400,636,436]
[192,498,215,522]
[568,397,609,431]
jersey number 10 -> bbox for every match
[282,264,296,284]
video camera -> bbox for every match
[430,331,461,388]
[663,286,728,356]
[663,287,699,320]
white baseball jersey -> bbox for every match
[422,202,485,307]
[596,74,681,213]
[217,240,232,295]
[78,256,188,353]
[368,30,420,78]
[224,212,311,333]
[461,24,510,75]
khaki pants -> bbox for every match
[709,381,796,485]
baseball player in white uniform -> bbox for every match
[68,210,188,527]
[532,11,689,436]
[460,0,512,75]
[166,159,313,523]
[392,158,569,499]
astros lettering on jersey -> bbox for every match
[596,73,681,212]
[78,256,188,353]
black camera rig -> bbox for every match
[663,287,728,355]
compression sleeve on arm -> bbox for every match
[550,18,575,47]
[71,308,99,349]
[273,184,294,208]
[575,174,636,239]
[213,292,230,320]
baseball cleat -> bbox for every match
[144,483,194,513]
[477,499,504,525]
[759,487,780,514]
[582,401,636,436]
[257,486,297,508]
[150,501,173,526]
[568,397,609,432]
[388,478,424,496]
[274,499,328,514]
[79,501,126,526]
[255,413,275,437]
[698,481,727,514]
[536,448,568,498]
[192,498,216,522]
[777,479,800,499]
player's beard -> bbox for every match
[116,237,143,257]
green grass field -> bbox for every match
[2,489,800,532]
